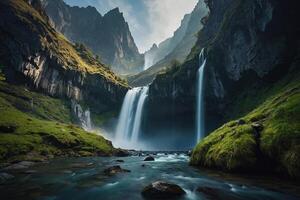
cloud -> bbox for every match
[143,0,198,52]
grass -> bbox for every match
[0,79,115,163]
[191,72,300,178]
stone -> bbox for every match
[144,156,155,161]
[103,165,130,176]
[114,149,130,157]
[142,181,186,199]
[115,160,124,163]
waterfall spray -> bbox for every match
[196,48,206,143]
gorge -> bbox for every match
[0,0,299,199]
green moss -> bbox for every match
[0,81,114,162]
[191,73,300,178]
[191,124,257,171]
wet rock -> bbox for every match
[115,160,124,163]
[142,181,186,199]
[103,165,130,176]
[114,149,130,157]
[5,161,36,170]
[144,156,155,161]
[0,173,14,184]
[187,150,192,157]
[237,119,246,125]
[141,164,146,167]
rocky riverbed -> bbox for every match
[0,153,299,200]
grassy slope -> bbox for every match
[190,71,300,178]
[7,0,127,87]
[0,75,114,163]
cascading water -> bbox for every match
[196,48,206,144]
[72,100,92,131]
[115,86,149,148]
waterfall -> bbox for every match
[72,100,92,131]
[115,86,149,148]
[196,48,206,143]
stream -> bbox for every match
[1,153,299,200]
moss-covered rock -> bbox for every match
[191,75,300,179]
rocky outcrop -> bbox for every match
[147,0,300,137]
[0,0,128,116]
[42,0,144,74]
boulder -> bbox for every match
[114,149,130,157]
[144,156,155,161]
[142,181,186,199]
[103,165,130,176]
[115,159,124,163]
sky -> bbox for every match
[64,0,198,53]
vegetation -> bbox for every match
[0,79,115,163]
[191,72,300,179]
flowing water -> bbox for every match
[1,153,299,200]
[196,48,206,144]
[72,101,92,131]
[115,87,149,149]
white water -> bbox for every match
[115,86,149,148]
[196,48,206,143]
[72,100,92,131]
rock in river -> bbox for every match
[144,156,155,161]
[103,165,130,176]
[142,181,186,199]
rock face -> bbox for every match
[147,0,300,139]
[142,181,186,199]
[42,0,144,74]
[0,0,128,116]
[129,0,209,86]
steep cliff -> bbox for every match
[42,0,144,74]
[148,0,300,177]
[149,0,299,133]
[128,0,209,86]
[0,0,128,118]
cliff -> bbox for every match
[0,0,129,117]
[42,0,144,74]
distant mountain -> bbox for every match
[129,0,209,86]
[143,13,191,70]
[42,0,144,74]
